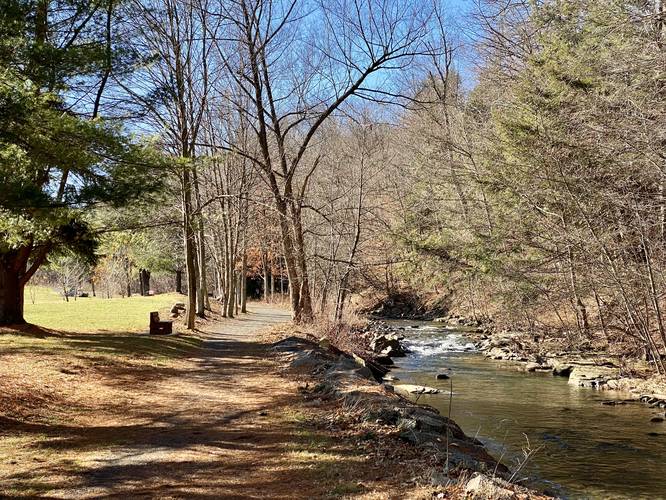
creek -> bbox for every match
[388,320,666,499]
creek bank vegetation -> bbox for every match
[5,0,666,385]
[268,326,549,499]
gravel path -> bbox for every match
[4,305,333,499]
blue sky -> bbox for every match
[442,0,483,87]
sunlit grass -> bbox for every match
[23,286,184,332]
[1,288,200,370]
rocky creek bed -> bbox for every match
[362,294,666,408]
[382,317,666,499]
[468,327,666,408]
[283,315,666,497]
[271,330,548,499]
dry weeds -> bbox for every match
[0,305,447,499]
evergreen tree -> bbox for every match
[0,1,161,325]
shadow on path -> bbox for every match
[1,305,375,498]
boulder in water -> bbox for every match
[552,362,574,377]
[568,366,620,388]
[380,345,406,358]
[351,353,389,381]
[394,384,440,395]
[370,333,406,357]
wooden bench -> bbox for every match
[149,311,172,335]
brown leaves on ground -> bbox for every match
[0,305,438,499]
[0,305,547,499]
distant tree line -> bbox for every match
[3,0,665,374]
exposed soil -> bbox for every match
[356,291,449,321]
[0,305,455,499]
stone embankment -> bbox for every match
[460,324,666,410]
[271,333,545,497]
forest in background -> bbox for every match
[2,0,666,372]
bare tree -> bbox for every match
[203,0,436,322]
[124,0,219,328]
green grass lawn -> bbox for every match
[23,287,184,333]
[0,287,199,364]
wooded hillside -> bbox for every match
[2,0,665,372]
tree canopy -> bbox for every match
[0,0,162,324]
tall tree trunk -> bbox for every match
[562,215,589,336]
[592,288,609,342]
[319,219,337,315]
[441,96,469,223]
[0,260,25,325]
[175,269,183,294]
[126,259,132,298]
[272,197,302,319]
[220,239,228,318]
[319,285,329,315]
[262,249,269,303]
[270,254,275,303]
[226,268,235,318]
[568,245,589,335]
[211,228,225,301]
[289,204,313,322]
[195,231,206,317]
[279,257,285,298]
[139,269,151,296]
[241,249,248,313]
[334,283,348,322]
[335,167,364,321]
[219,195,230,317]
[235,271,240,315]
[642,231,666,356]
[182,167,198,329]
[193,167,208,317]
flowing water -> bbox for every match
[387,320,666,499]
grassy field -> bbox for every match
[23,286,183,332]
[0,287,200,368]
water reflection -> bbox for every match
[388,320,666,499]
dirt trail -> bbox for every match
[1,305,338,498]
[57,304,297,499]
[2,304,441,499]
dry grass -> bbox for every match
[0,305,447,499]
